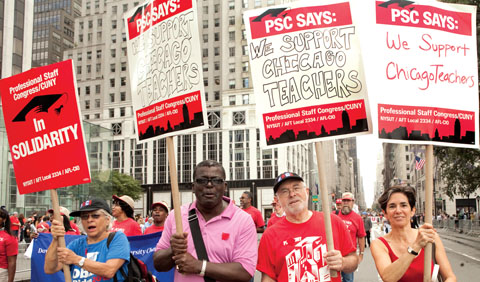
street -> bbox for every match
[16,223,480,281]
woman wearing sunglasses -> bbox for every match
[44,198,130,281]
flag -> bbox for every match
[415,156,425,170]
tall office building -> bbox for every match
[31,0,81,67]
[65,0,334,217]
[0,0,34,209]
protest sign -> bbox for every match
[0,60,90,194]
[358,0,478,148]
[244,0,372,148]
[124,0,208,144]
[31,232,174,282]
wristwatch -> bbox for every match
[407,246,419,256]
[78,257,86,268]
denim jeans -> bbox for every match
[341,271,354,282]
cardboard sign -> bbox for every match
[124,0,208,143]
[0,60,90,194]
[358,0,478,148]
[244,0,372,148]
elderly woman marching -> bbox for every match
[371,186,456,282]
[44,199,130,281]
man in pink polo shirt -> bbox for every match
[240,191,265,233]
[153,160,257,281]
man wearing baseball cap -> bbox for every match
[257,172,358,282]
[111,195,142,236]
[335,199,342,215]
[337,192,366,282]
[144,201,169,235]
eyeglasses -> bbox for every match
[80,213,103,220]
[277,186,304,197]
[195,178,225,186]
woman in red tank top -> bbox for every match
[371,186,456,281]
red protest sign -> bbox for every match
[0,60,90,194]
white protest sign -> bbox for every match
[244,0,372,148]
[124,0,208,143]
[358,0,478,148]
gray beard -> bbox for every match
[341,206,352,215]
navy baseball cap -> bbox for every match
[70,198,111,217]
[273,172,304,193]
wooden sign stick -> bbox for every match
[50,189,72,282]
[167,136,183,234]
[315,142,337,278]
[424,144,433,282]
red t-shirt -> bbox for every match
[242,206,265,228]
[9,216,20,231]
[378,237,433,281]
[144,224,164,235]
[258,211,355,281]
[337,211,366,247]
[0,230,18,269]
[111,218,142,236]
[70,221,81,235]
[267,213,285,228]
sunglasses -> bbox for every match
[195,178,225,186]
[80,213,103,220]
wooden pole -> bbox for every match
[314,142,337,278]
[167,136,183,234]
[424,145,433,282]
[50,189,72,282]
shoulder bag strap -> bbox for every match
[107,232,127,282]
[188,207,215,282]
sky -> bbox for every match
[356,134,383,208]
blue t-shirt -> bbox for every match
[67,232,130,282]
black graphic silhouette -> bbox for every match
[378,0,415,8]
[138,103,204,140]
[379,118,475,144]
[266,110,368,145]
[128,2,148,23]
[253,8,288,22]
[13,94,63,122]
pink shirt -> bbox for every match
[156,197,258,281]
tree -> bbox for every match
[434,147,480,199]
[88,170,143,201]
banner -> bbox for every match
[31,232,174,282]
[244,0,372,148]
[358,0,478,148]
[0,60,90,194]
[124,0,208,143]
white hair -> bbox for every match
[78,209,113,234]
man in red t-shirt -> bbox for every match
[111,195,142,236]
[144,201,169,234]
[9,212,20,240]
[258,172,358,282]
[240,191,265,233]
[337,192,366,282]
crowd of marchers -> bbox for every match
[0,160,457,282]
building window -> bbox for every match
[242,94,249,104]
[87,65,91,73]
[110,79,115,87]
[214,18,220,27]
[214,91,220,100]
[121,77,126,86]
[112,123,122,136]
[85,86,90,95]
[120,92,126,101]
[229,95,236,105]
[120,107,125,117]
[77,66,82,74]
[242,29,247,40]
[242,77,249,88]
[203,20,208,28]
[111,49,116,58]
[229,79,235,89]
[203,34,208,43]
[255,0,261,7]
[121,62,126,71]
[112,34,117,43]
[95,113,100,119]
[96,63,101,72]
[87,51,92,60]
[123,4,128,12]
[96,50,102,58]
[214,4,219,13]
[242,0,248,8]
[85,100,90,109]
[229,31,235,41]
[214,33,220,41]
[203,6,208,14]
[204,79,208,86]
[229,63,235,73]
[214,61,220,70]
[229,16,235,25]
[110,64,116,72]
[110,93,115,102]
[109,108,115,118]
[95,99,100,108]
[229,0,235,10]
[208,111,221,128]
[214,76,220,85]
[202,48,208,57]
[242,61,249,72]
[112,20,117,29]
[214,47,220,56]
[242,45,248,56]
[95,85,101,94]
[233,111,246,125]
[229,47,235,57]
[203,63,208,72]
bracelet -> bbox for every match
[199,260,207,277]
